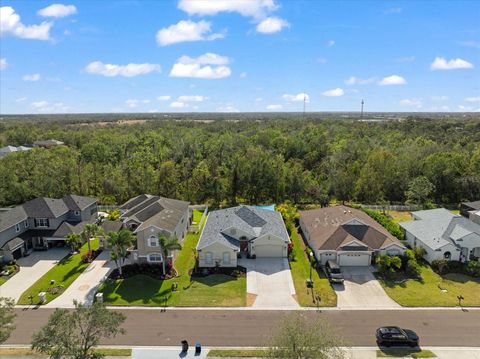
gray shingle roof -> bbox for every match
[400,208,480,250]
[52,220,93,238]
[197,205,290,251]
[62,195,97,211]
[0,206,28,232]
[23,198,69,218]
[1,237,24,251]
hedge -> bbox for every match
[361,208,404,240]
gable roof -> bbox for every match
[462,200,480,211]
[197,205,290,251]
[62,195,97,211]
[400,208,480,250]
[0,206,28,232]
[52,220,92,238]
[120,194,190,233]
[23,198,69,218]
[300,205,404,251]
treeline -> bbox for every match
[0,116,479,207]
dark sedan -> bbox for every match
[376,326,419,347]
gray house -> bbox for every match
[197,205,290,268]
[120,194,190,265]
[0,195,98,262]
[400,208,480,263]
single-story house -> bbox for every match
[196,205,290,268]
[460,200,480,220]
[33,139,64,148]
[400,208,480,263]
[299,205,406,267]
[120,194,190,265]
[0,145,32,158]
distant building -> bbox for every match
[33,139,64,148]
[460,200,480,218]
[0,145,32,158]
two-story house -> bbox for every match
[0,195,98,262]
[119,194,190,265]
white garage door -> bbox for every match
[338,253,370,266]
[254,244,284,258]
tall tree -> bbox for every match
[106,229,135,277]
[158,235,182,275]
[81,224,102,254]
[66,233,82,254]
[32,301,126,359]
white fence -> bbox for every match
[362,204,419,212]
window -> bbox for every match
[35,218,49,228]
[148,253,163,263]
[205,252,213,265]
[24,220,29,228]
[15,223,20,232]
[223,252,230,264]
[148,236,159,247]
[444,251,451,259]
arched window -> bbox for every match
[444,251,451,259]
[148,235,159,247]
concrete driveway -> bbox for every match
[333,266,400,309]
[0,248,69,302]
[239,257,298,309]
[46,250,115,308]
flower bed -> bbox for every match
[108,263,178,280]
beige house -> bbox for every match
[120,194,190,264]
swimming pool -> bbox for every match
[255,204,275,211]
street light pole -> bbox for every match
[309,252,313,282]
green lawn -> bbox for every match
[377,349,436,358]
[386,210,412,224]
[207,349,269,357]
[17,239,99,305]
[0,264,19,286]
[193,209,204,223]
[100,232,246,306]
[289,226,337,307]
[377,262,480,306]
[0,277,7,286]
[0,348,131,357]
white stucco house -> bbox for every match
[400,208,480,263]
[196,205,290,268]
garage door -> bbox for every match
[254,244,284,258]
[338,253,370,266]
[12,247,23,260]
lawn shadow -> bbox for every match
[442,273,480,284]
[190,274,238,287]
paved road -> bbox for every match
[6,308,480,347]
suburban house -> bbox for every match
[33,139,64,148]
[0,195,98,262]
[400,208,480,263]
[119,194,190,265]
[299,205,406,266]
[196,205,290,268]
[0,145,32,158]
[460,200,480,222]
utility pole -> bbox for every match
[361,99,364,118]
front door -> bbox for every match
[240,241,248,252]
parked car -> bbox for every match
[376,326,419,347]
[325,260,344,284]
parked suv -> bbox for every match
[325,260,344,284]
[376,326,419,347]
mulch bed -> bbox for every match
[191,265,246,278]
[108,263,178,280]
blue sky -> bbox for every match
[1,0,479,114]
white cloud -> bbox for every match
[457,105,480,112]
[31,101,69,112]
[177,95,206,102]
[378,75,406,85]
[431,95,449,101]
[22,73,40,81]
[282,92,309,102]
[317,58,327,64]
[84,61,161,77]
[170,101,187,108]
[16,97,27,102]
[458,41,480,49]
[156,20,224,46]
[178,0,277,19]
[239,72,247,78]
[384,7,402,14]
[430,57,474,70]
[217,105,239,112]
[327,40,335,47]
[0,6,52,40]
[0,58,7,70]
[465,97,480,103]
[322,88,344,97]
[395,56,415,62]
[170,53,231,79]
[256,17,289,33]
[400,98,422,108]
[125,99,139,108]
[157,95,171,101]
[255,97,263,102]
[345,76,376,85]
[266,104,282,110]
[38,4,77,18]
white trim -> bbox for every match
[340,239,369,248]
[147,252,163,263]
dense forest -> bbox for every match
[0,115,479,208]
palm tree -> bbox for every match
[81,224,102,253]
[106,229,134,277]
[65,233,81,254]
[158,235,182,275]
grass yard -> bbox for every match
[0,264,19,286]
[207,349,269,357]
[192,209,204,224]
[377,348,436,358]
[100,232,246,307]
[386,210,412,224]
[17,239,99,305]
[289,226,337,307]
[377,262,480,306]
[0,348,131,356]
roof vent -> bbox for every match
[344,211,347,214]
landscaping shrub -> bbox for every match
[376,254,402,278]
[405,259,421,279]
[431,259,449,274]
[431,260,480,278]
[466,261,480,277]
[361,208,404,240]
